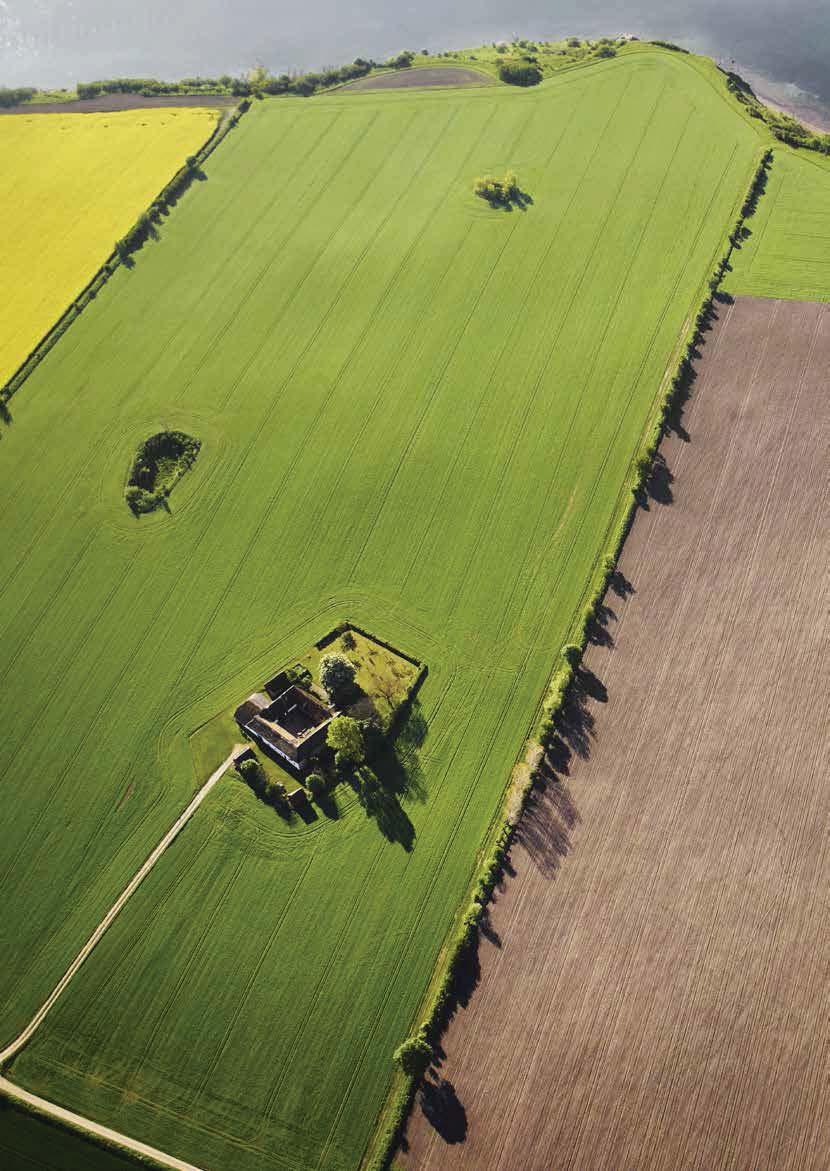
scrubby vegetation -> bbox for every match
[124,431,200,513]
[725,70,830,154]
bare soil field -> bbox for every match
[340,66,493,91]
[403,295,830,1171]
[0,93,236,115]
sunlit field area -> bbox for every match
[2,50,760,1171]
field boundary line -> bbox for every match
[0,748,241,1069]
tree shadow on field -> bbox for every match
[588,602,616,649]
[518,659,610,877]
[635,450,675,509]
[348,701,429,851]
[419,1076,468,1144]
[609,567,635,599]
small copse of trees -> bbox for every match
[499,61,542,86]
[475,171,519,204]
[474,171,530,210]
[124,431,200,514]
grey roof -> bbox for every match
[234,692,269,726]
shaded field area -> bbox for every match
[0,106,218,387]
[341,67,493,92]
[403,295,830,1171]
[726,151,830,301]
[1,52,759,1171]
[0,94,235,115]
[0,1102,138,1171]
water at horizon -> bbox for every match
[1,0,829,126]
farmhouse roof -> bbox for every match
[234,692,269,726]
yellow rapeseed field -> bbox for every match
[0,107,219,387]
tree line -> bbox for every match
[73,50,419,104]
[0,87,37,107]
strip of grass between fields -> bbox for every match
[361,143,775,1171]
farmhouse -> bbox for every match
[234,683,333,769]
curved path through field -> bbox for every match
[0,748,243,1168]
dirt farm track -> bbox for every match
[403,296,830,1171]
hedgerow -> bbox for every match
[0,87,37,107]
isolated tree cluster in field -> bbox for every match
[474,171,522,207]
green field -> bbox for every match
[1,51,760,1171]
[725,149,830,300]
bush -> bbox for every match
[561,643,582,668]
[386,50,415,69]
[393,1034,432,1077]
[306,772,326,798]
[319,652,356,704]
[499,61,542,87]
[238,756,265,792]
[124,485,158,514]
[327,716,365,764]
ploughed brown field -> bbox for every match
[340,66,493,91]
[403,296,830,1171]
[0,93,237,115]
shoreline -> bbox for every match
[754,90,830,135]
[714,54,830,134]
